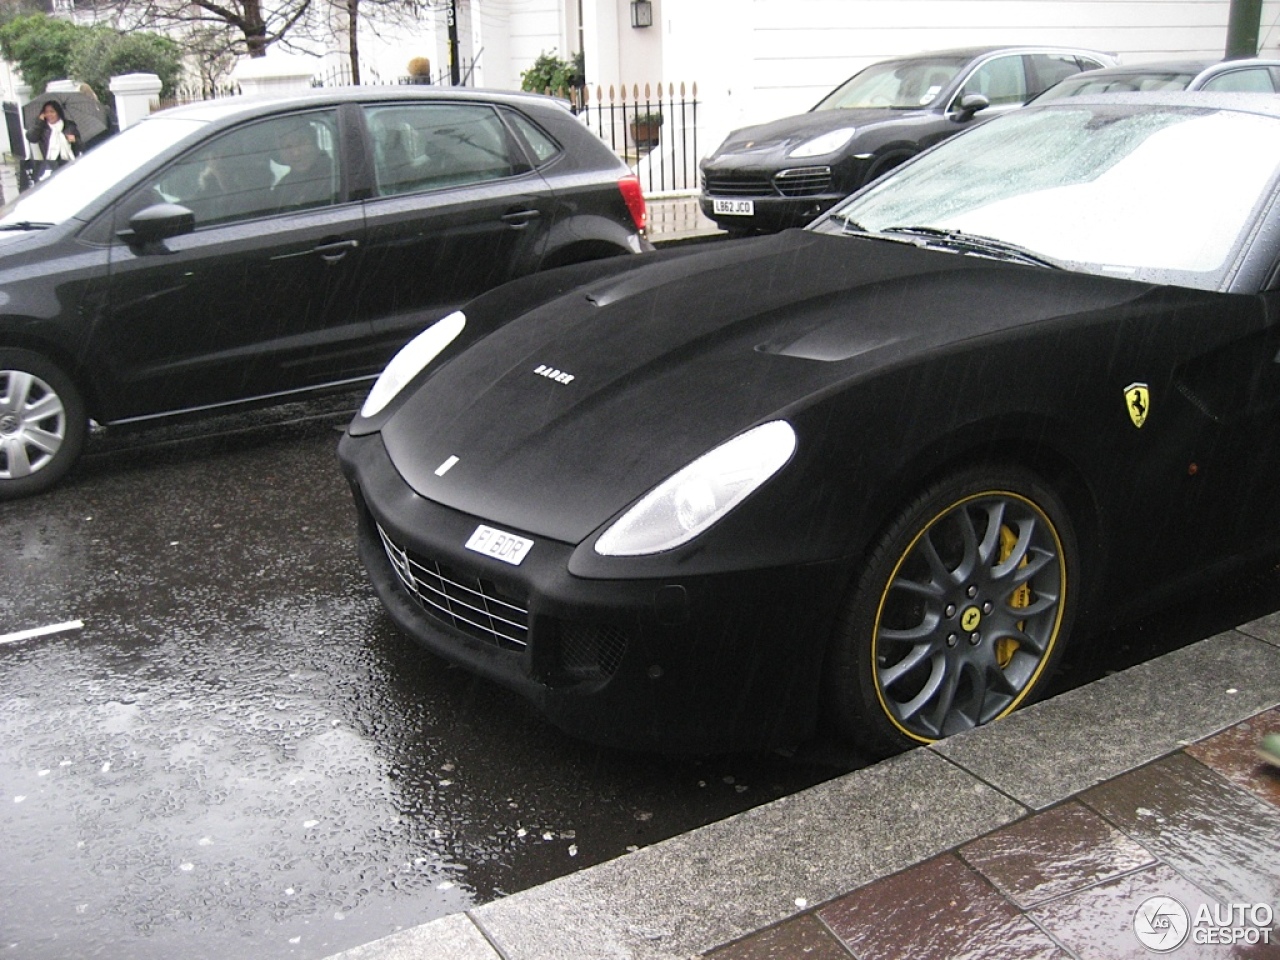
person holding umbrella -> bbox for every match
[26,99,80,180]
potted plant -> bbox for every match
[630,111,663,148]
[406,56,432,85]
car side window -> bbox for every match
[504,110,561,166]
[959,56,1028,106]
[269,113,341,213]
[129,110,341,228]
[364,103,520,197]
[1028,54,1106,96]
[1200,68,1277,93]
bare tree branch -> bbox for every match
[98,0,314,59]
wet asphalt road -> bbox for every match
[4,396,1280,960]
[0,396,845,960]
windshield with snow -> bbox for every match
[817,103,1280,291]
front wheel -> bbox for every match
[826,467,1078,758]
[0,350,87,499]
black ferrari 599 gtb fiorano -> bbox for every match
[341,93,1280,756]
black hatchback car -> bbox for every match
[0,87,650,499]
[699,45,1113,234]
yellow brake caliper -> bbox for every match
[997,526,1029,668]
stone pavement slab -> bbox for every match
[325,913,500,960]
[934,629,1280,810]
[467,748,1025,960]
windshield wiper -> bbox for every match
[0,221,54,231]
[831,214,922,247]
[880,225,1061,269]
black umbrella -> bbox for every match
[23,91,111,147]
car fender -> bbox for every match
[856,410,1104,590]
[536,211,648,268]
[0,314,104,418]
[855,146,919,188]
[844,120,965,171]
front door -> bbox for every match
[89,108,369,422]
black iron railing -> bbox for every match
[535,83,699,194]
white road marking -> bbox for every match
[0,620,85,646]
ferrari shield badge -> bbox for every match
[1124,382,1150,429]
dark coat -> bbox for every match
[26,117,82,173]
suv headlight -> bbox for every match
[594,421,797,556]
[789,128,856,158]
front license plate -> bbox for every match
[712,198,755,216]
[465,524,534,566]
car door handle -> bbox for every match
[501,208,541,228]
[270,239,360,264]
[313,239,360,262]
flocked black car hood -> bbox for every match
[379,229,1149,544]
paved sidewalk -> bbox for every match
[647,193,724,245]
[325,616,1280,960]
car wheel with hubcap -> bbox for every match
[0,350,87,499]
[826,467,1077,758]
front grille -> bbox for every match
[558,622,631,682]
[377,523,528,650]
[774,166,833,197]
[703,173,774,197]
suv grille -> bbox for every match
[704,166,833,199]
[377,523,528,650]
[774,166,833,197]
[703,173,773,197]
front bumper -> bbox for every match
[699,192,843,233]
[339,430,847,754]
[699,156,865,233]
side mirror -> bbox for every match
[117,203,195,250]
[954,93,991,120]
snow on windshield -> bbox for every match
[830,105,1280,289]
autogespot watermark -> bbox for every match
[1134,897,1274,952]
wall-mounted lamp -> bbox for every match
[630,0,653,28]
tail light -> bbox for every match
[617,174,647,234]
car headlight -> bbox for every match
[789,128,856,158]
[360,310,466,418]
[594,421,797,556]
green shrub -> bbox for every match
[520,49,584,96]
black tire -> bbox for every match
[826,467,1078,758]
[0,349,87,499]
